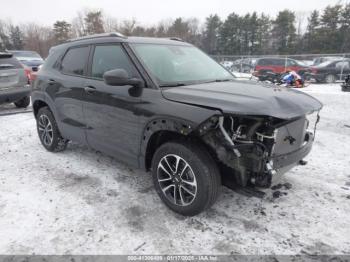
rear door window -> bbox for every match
[90,45,138,79]
[60,46,90,76]
[275,59,286,66]
[258,59,272,66]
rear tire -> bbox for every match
[151,141,221,216]
[325,74,336,83]
[14,96,30,108]
[36,107,68,152]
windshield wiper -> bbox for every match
[159,83,187,87]
[203,79,234,84]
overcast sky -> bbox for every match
[0,0,343,26]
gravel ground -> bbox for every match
[0,84,349,255]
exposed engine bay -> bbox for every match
[197,112,320,188]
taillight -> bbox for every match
[31,72,37,82]
[24,68,32,84]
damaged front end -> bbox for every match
[197,112,320,188]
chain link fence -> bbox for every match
[212,53,350,83]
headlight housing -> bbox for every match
[306,111,320,133]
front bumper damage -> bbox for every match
[272,132,313,170]
[198,112,320,188]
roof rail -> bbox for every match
[169,37,184,42]
[65,32,127,43]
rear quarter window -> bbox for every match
[60,46,90,76]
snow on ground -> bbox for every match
[0,84,349,255]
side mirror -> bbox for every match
[103,69,144,88]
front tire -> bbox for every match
[151,141,221,216]
[14,96,30,108]
[36,107,68,152]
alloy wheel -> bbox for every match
[38,115,53,146]
[157,154,197,206]
[325,74,335,83]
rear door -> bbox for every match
[47,46,90,144]
[275,59,287,73]
[0,55,27,91]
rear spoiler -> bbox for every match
[0,52,13,58]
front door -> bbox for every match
[82,44,143,166]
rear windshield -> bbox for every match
[11,51,42,59]
[0,57,23,70]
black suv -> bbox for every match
[32,33,322,216]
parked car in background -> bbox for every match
[9,50,44,72]
[300,60,314,66]
[221,60,234,69]
[341,74,350,92]
[31,33,322,216]
[312,56,343,66]
[231,58,257,73]
[0,52,31,108]
[253,57,310,80]
[310,59,350,83]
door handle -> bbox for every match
[48,79,56,85]
[84,86,96,94]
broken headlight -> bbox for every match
[306,111,320,134]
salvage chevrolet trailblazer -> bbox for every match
[31,33,322,216]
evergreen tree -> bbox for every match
[203,14,221,54]
[271,10,297,54]
[53,21,71,43]
[248,12,259,55]
[318,5,342,52]
[339,3,350,52]
[168,18,190,41]
[218,12,242,55]
[0,21,12,50]
[84,11,105,35]
[9,26,24,50]
[256,14,272,54]
[304,10,320,52]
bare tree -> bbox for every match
[71,11,87,37]
[23,23,55,57]
[120,18,137,36]
[85,10,105,35]
[104,16,120,33]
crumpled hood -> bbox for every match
[161,81,322,119]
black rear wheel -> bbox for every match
[325,74,336,83]
[151,141,221,216]
[36,107,68,152]
[14,96,30,108]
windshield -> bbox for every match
[131,44,234,86]
[11,51,42,59]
